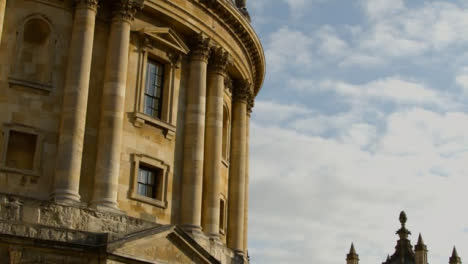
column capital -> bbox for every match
[190,33,211,63]
[233,80,252,103]
[168,52,183,69]
[112,0,143,22]
[75,0,99,11]
[209,46,230,75]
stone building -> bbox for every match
[0,0,265,263]
[346,212,463,264]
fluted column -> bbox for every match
[52,0,99,205]
[243,96,253,251]
[91,0,142,211]
[0,0,6,45]
[202,47,229,238]
[227,80,250,255]
[180,34,211,232]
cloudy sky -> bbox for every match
[246,0,468,263]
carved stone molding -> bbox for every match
[112,0,143,22]
[75,0,99,11]
[224,75,233,94]
[196,0,264,94]
[247,94,254,115]
[190,33,211,63]
[168,52,183,69]
[209,46,230,74]
[233,80,251,103]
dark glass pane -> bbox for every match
[146,187,153,198]
[137,183,146,196]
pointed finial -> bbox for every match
[387,254,390,260]
[450,246,461,264]
[400,211,407,226]
[415,233,427,251]
[347,243,359,261]
[396,211,411,239]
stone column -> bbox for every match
[91,0,142,211]
[227,80,250,255]
[52,0,99,205]
[201,47,229,238]
[0,0,6,45]
[180,34,210,232]
[243,96,253,251]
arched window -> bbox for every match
[222,104,230,161]
[11,15,54,90]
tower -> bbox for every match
[450,247,462,264]
[346,243,359,264]
[349,212,463,264]
[415,234,428,264]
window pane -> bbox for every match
[137,183,146,196]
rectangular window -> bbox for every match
[137,165,163,200]
[144,59,164,119]
[6,130,37,171]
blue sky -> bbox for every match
[246,0,468,263]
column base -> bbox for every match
[180,224,204,236]
[50,189,82,206]
[90,200,124,214]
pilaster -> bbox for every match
[91,0,142,211]
[52,0,99,205]
[227,79,250,255]
[180,33,211,233]
[202,47,229,239]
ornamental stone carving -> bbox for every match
[247,95,254,114]
[225,75,233,93]
[190,33,211,62]
[233,80,251,102]
[75,0,99,11]
[209,46,230,74]
[112,0,143,22]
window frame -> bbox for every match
[0,124,43,177]
[143,59,165,119]
[130,154,169,208]
[132,30,187,140]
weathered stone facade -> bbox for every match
[0,0,264,263]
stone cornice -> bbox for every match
[112,0,143,22]
[193,0,265,96]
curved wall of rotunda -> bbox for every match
[0,0,264,263]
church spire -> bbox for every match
[347,243,359,264]
[450,247,462,264]
[415,233,428,264]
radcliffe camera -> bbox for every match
[0,1,465,264]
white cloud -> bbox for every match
[360,0,405,20]
[265,27,315,73]
[455,67,468,95]
[289,77,453,108]
[250,102,468,264]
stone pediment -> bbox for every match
[136,27,190,55]
[108,225,220,264]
